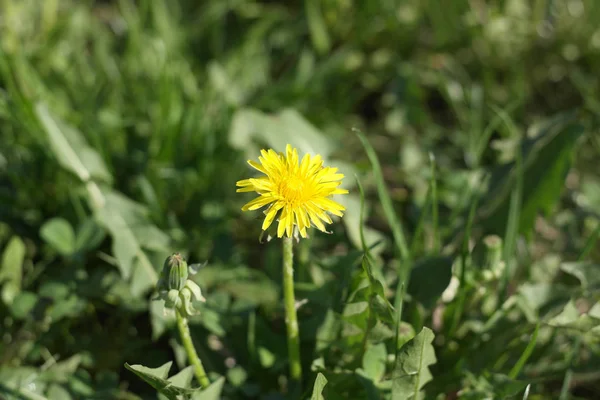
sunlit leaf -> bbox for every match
[391,327,437,400]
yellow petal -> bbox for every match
[262,204,281,231]
[299,153,311,176]
[241,195,276,211]
[307,209,327,232]
[332,188,349,195]
[249,178,272,192]
[277,207,289,238]
[248,160,267,174]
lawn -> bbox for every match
[1,0,600,399]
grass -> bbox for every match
[1,0,600,399]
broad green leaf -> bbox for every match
[0,366,47,399]
[40,218,76,256]
[192,377,226,400]
[391,327,437,400]
[35,103,112,184]
[547,300,600,340]
[560,262,600,292]
[229,108,332,158]
[0,236,25,304]
[47,384,72,400]
[316,309,341,352]
[459,373,529,399]
[195,265,278,307]
[362,343,387,383]
[408,257,453,307]
[125,361,172,388]
[9,291,38,320]
[517,282,572,320]
[95,192,165,296]
[74,218,106,253]
[159,366,194,400]
[126,362,203,399]
[488,374,530,398]
[39,355,82,383]
[310,373,328,400]
[480,118,584,237]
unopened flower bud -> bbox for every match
[161,253,188,292]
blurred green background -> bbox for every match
[1,0,600,399]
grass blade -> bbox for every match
[429,152,440,253]
[509,323,540,379]
[578,222,600,261]
[498,108,523,301]
[355,129,410,263]
[355,128,412,321]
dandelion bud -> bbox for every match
[161,253,188,292]
[155,254,207,315]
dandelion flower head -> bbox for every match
[237,144,348,238]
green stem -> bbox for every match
[283,237,302,382]
[176,309,210,389]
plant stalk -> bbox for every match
[176,309,210,389]
[283,236,302,382]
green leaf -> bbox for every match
[391,327,437,400]
[95,192,165,296]
[362,343,387,383]
[9,291,38,320]
[39,355,82,383]
[459,372,529,399]
[480,118,584,237]
[125,362,203,399]
[47,384,72,400]
[159,366,194,400]
[192,377,226,400]
[125,361,172,389]
[35,102,112,184]
[0,236,25,304]
[196,264,278,307]
[74,218,106,253]
[310,372,328,400]
[560,262,600,292]
[547,301,600,340]
[40,218,76,256]
[229,108,332,159]
[488,374,530,398]
[305,0,331,54]
[408,257,453,307]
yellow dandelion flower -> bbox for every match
[237,144,348,238]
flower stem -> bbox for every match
[176,309,210,389]
[282,237,302,382]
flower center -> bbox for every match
[279,175,307,204]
